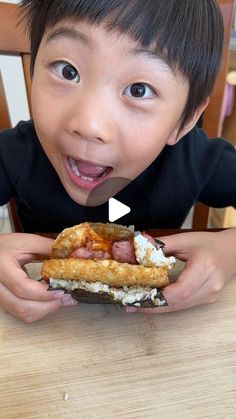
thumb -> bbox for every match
[158,233,193,260]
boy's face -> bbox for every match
[32,21,191,206]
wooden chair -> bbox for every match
[193,0,236,229]
[0,2,31,231]
[0,1,235,232]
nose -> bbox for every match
[66,89,113,144]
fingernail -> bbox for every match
[62,295,78,306]
[126,307,137,313]
[63,294,73,303]
[50,290,65,299]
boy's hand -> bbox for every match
[0,233,77,323]
[126,229,236,314]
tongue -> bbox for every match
[76,160,108,176]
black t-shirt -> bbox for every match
[0,120,236,232]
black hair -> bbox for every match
[19,0,224,132]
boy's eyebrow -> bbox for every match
[45,27,175,77]
[130,49,176,78]
[46,27,92,47]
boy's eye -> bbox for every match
[51,61,80,83]
[124,83,156,99]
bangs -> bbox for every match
[21,0,223,81]
[20,0,224,130]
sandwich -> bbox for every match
[41,222,176,308]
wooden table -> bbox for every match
[0,231,236,418]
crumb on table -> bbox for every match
[63,392,70,401]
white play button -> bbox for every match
[109,198,131,222]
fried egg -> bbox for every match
[134,234,176,268]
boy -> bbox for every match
[0,0,236,322]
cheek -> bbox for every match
[118,134,165,180]
[120,117,168,165]
[117,107,178,179]
[31,81,61,152]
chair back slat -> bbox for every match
[22,53,32,114]
[0,71,11,130]
[0,3,30,54]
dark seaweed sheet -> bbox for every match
[48,286,167,307]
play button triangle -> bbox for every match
[108,198,131,222]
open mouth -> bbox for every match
[67,157,113,190]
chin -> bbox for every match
[69,191,90,206]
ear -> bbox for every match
[167,98,210,146]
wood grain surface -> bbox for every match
[0,262,236,418]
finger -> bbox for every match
[162,256,208,306]
[126,274,222,314]
[157,233,190,254]
[158,232,204,259]
[0,282,64,323]
[8,234,55,263]
[0,256,65,302]
[179,272,223,305]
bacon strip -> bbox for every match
[70,248,111,259]
[112,240,137,264]
[69,232,157,264]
